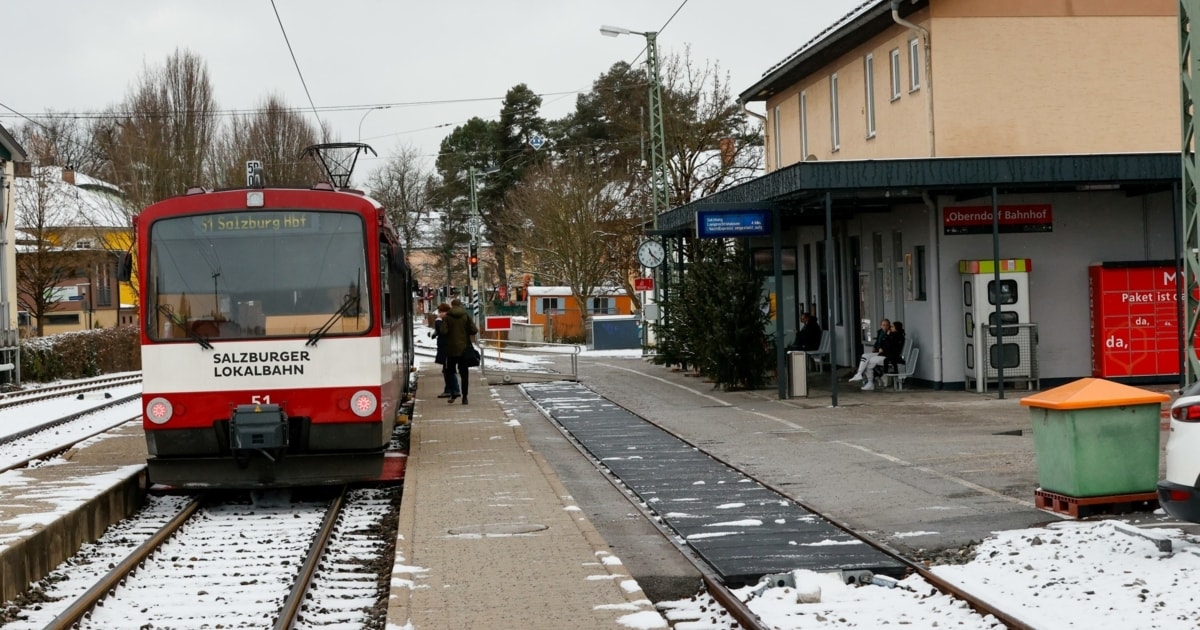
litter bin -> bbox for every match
[1020,378,1167,497]
[788,351,808,398]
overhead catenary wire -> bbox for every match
[269,0,324,142]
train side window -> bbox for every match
[380,247,392,323]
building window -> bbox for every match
[909,37,921,92]
[589,297,613,315]
[537,297,560,314]
[799,90,809,159]
[74,239,95,249]
[46,313,80,326]
[864,54,876,138]
[889,48,901,100]
[830,73,840,151]
[772,104,782,169]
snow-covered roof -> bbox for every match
[527,286,627,297]
[12,166,132,230]
[0,124,27,162]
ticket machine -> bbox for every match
[960,259,1036,392]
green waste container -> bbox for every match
[1021,378,1167,497]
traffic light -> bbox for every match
[468,244,479,280]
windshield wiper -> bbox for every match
[306,293,360,347]
[156,304,213,350]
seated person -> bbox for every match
[848,318,890,382]
[861,321,905,391]
[786,312,823,352]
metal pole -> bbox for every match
[826,192,838,407]
[991,187,1004,399]
[774,206,786,399]
[644,31,669,347]
[1181,0,1200,386]
[468,167,484,333]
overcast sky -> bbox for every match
[3,1,866,179]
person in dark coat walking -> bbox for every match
[430,303,459,398]
[442,299,478,404]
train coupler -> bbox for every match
[230,404,289,462]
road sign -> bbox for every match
[485,316,513,331]
[529,133,546,150]
[634,277,654,292]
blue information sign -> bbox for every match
[695,209,772,238]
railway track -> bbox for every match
[523,381,1032,630]
[0,389,142,474]
[2,486,402,629]
[0,373,142,411]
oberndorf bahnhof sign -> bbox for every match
[943,204,1053,235]
[696,208,772,238]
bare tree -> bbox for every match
[660,49,764,204]
[94,48,218,209]
[12,114,107,174]
[365,144,432,253]
[13,167,88,335]
[506,159,638,318]
[208,94,325,188]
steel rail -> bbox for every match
[0,414,141,474]
[274,487,348,629]
[0,392,141,448]
[45,495,204,629]
[609,392,1034,630]
[520,386,770,630]
[0,374,141,410]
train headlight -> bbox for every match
[146,397,174,424]
[350,390,378,418]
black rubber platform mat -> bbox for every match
[523,381,906,586]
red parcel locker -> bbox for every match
[1088,261,1195,378]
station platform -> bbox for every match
[0,423,147,604]
[385,364,665,629]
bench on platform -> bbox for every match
[878,341,918,391]
[808,331,831,373]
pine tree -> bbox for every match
[655,239,772,390]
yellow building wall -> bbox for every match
[933,11,1177,156]
[763,1,1177,167]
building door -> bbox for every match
[891,231,905,325]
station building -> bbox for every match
[661,0,1181,390]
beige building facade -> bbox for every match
[762,0,1177,168]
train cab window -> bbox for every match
[145,210,372,340]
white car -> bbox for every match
[1159,382,1200,523]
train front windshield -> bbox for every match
[146,210,371,341]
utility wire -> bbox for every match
[629,0,691,66]
[0,100,52,133]
[269,0,324,141]
[0,88,629,122]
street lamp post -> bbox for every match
[357,105,391,143]
[601,24,669,348]
[600,25,669,226]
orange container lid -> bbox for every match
[1020,378,1169,410]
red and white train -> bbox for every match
[125,147,415,488]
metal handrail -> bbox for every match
[478,338,581,382]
